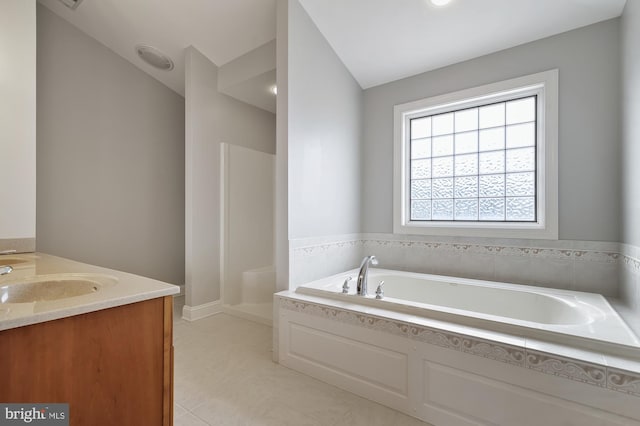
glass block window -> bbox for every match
[409,96,537,222]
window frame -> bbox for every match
[393,69,558,239]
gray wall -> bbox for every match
[362,19,621,242]
[288,0,363,239]
[622,1,640,246]
[36,5,185,285]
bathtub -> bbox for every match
[295,268,639,356]
[277,268,640,425]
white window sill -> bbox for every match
[394,220,558,239]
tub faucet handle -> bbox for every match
[342,277,353,294]
[375,281,384,300]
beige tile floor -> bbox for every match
[172,297,431,426]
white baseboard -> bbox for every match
[182,300,223,321]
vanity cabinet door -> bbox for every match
[0,296,174,426]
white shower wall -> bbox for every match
[222,144,275,306]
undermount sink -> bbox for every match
[0,258,30,266]
[0,275,117,304]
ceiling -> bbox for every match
[37,0,627,105]
[38,0,277,98]
[298,0,627,89]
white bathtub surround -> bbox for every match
[290,234,364,288]
[287,234,640,358]
[289,234,622,296]
[621,244,640,308]
[619,244,640,334]
[276,290,640,425]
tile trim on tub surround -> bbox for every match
[290,235,363,258]
[278,295,640,397]
[621,244,640,273]
[291,233,620,261]
[290,235,639,298]
[289,233,363,249]
[364,239,619,263]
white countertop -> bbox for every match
[0,252,180,331]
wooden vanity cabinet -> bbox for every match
[0,296,174,426]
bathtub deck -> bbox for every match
[276,291,640,426]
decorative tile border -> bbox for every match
[525,351,607,387]
[461,336,526,367]
[278,296,640,397]
[623,254,640,273]
[291,236,622,264]
[292,239,363,258]
[290,235,630,296]
[280,298,409,337]
[574,251,620,264]
[409,325,462,351]
[608,367,640,396]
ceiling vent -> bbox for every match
[135,45,175,71]
[58,0,83,10]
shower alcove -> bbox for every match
[220,143,275,325]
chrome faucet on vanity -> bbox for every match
[1,249,16,276]
[356,255,378,296]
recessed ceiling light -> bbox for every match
[430,0,452,6]
[135,45,174,71]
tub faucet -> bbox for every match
[0,265,12,276]
[357,255,378,296]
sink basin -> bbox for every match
[0,275,116,304]
[0,258,29,266]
